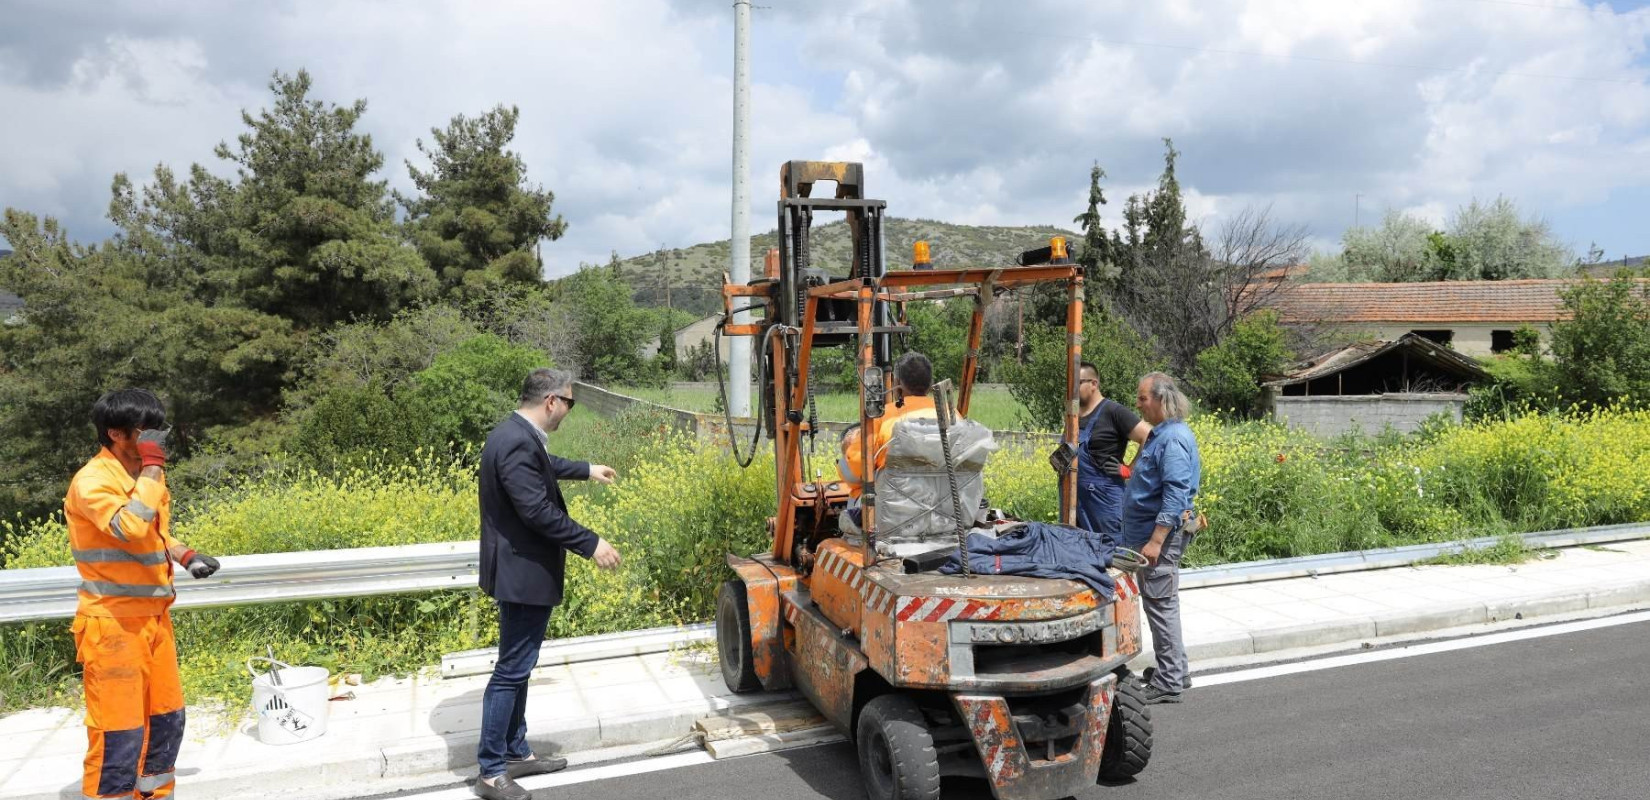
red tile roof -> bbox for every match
[1268,279,1578,324]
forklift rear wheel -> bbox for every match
[716,580,761,693]
[1098,677,1153,781]
[856,694,942,800]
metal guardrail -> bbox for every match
[0,541,478,623]
[2,522,1646,624]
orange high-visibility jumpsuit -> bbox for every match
[838,395,940,498]
[65,449,184,800]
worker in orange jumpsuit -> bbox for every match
[838,352,942,501]
[66,389,221,800]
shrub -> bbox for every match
[1002,311,1162,431]
[1549,271,1650,409]
[401,333,550,448]
[1192,310,1292,418]
[1464,350,1556,421]
[290,381,424,466]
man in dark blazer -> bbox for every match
[475,368,621,800]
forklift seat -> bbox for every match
[868,416,1000,549]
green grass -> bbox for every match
[613,384,1034,432]
[1419,535,1557,566]
[7,406,1650,713]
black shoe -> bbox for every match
[506,754,568,779]
[475,775,531,800]
[1141,684,1183,705]
[1138,667,1192,690]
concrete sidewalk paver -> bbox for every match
[4,538,1649,800]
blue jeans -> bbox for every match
[1075,477,1125,537]
[478,600,553,778]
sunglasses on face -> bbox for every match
[553,394,576,410]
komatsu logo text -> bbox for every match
[964,609,1105,645]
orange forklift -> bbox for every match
[714,161,1152,800]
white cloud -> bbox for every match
[3,0,1650,275]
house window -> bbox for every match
[1411,329,1454,346]
[1491,330,1516,353]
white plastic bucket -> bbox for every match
[248,657,330,745]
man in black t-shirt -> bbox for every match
[1073,362,1152,536]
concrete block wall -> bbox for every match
[1273,393,1467,437]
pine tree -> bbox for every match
[399,105,566,301]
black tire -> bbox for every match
[1099,677,1153,781]
[856,694,942,800]
[716,580,761,693]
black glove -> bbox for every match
[180,550,220,579]
[1100,456,1132,480]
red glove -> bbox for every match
[136,429,170,469]
[1118,462,1132,480]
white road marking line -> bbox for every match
[387,751,717,800]
[387,609,1650,797]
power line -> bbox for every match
[835,10,1645,87]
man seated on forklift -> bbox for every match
[837,352,942,527]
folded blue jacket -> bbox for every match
[938,521,1118,600]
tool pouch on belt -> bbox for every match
[1141,511,1203,600]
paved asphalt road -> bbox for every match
[557,617,1650,800]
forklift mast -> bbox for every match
[721,160,1084,572]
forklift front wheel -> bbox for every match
[716,580,761,693]
[1098,677,1153,781]
[856,694,942,800]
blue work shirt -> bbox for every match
[1119,419,1201,550]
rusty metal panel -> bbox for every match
[953,694,1028,791]
[884,574,1103,622]
[1078,674,1117,776]
[727,554,797,690]
[860,582,897,680]
[786,593,867,733]
[1113,573,1142,660]
[810,540,866,635]
[892,618,952,686]
[953,674,1116,800]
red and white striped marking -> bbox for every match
[813,545,1005,623]
[893,596,1003,623]
[1115,573,1139,600]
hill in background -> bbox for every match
[613,218,1079,316]
[1582,254,1647,278]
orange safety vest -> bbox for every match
[64,449,177,617]
[838,395,941,498]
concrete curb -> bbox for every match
[1177,575,1650,664]
[0,690,807,800]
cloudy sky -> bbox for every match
[3,0,1648,276]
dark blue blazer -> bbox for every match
[478,413,599,607]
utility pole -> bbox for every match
[657,242,671,311]
[1016,292,1025,364]
[727,0,753,418]
[1355,193,1362,229]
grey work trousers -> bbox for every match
[1141,529,1193,692]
